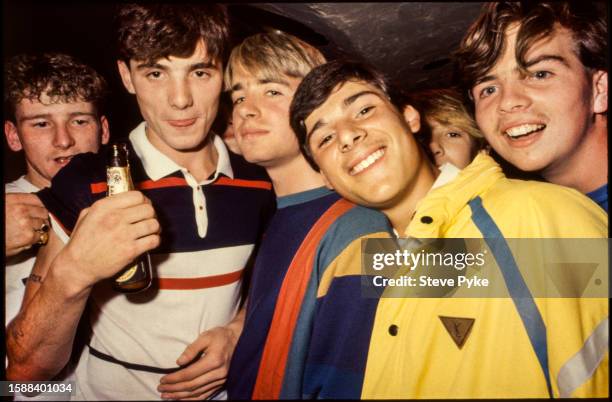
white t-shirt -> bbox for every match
[5,176,75,401]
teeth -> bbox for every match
[56,156,72,163]
[505,124,545,138]
[350,149,385,175]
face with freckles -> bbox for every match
[4,95,109,188]
[472,24,608,177]
[304,80,431,210]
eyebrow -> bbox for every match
[230,77,290,93]
[306,90,381,141]
[19,111,97,122]
[474,54,569,88]
[523,54,569,68]
[135,60,216,72]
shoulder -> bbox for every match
[227,151,271,182]
[316,203,391,274]
[481,179,608,237]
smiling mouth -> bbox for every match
[350,148,385,176]
[504,123,546,140]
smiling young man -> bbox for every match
[454,1,608,211]
[6,4,273,400]
[223,31,390,400]
[289,60,608,398]
[4,53,110,328]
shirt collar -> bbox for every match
[129,122,233,181]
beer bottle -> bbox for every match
[107,142,153,293]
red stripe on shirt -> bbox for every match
[91,176,270,194]
[213,177,272,190]
[154,269,243,290]
[252,199,355,399]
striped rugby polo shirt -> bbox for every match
[37,122,275,400]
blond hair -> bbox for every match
[409,88,484,140]
[224,30,326,90]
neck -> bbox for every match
[146,127,218,182]
[25,170,49,189]
[266,154,326,197]
[542,118,608,194]
[383,159,438,234]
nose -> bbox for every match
[498,81,531,113]
[337,122,366,152]
[236,97,260,120]
[429,139,443,156]
[168,78,194,110]
[53,124,76,149]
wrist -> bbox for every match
[48,249,94,300]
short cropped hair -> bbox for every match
[4,52,108,122]
[454,1,608,99]
[290,60,400,170]
[224,30,326,90]
[115,3,229,65]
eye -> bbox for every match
[265,90,281,97]
[232,96,245,106]
[478,86,497,99]
[194,70,210,78]
[72,118,91,126]
[357,106,375,118]
[32,121,49,128]
[447,131,461,138]
[146,71,162,79]
[318,133,335,148]
[530,70,552,80]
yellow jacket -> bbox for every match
[362,154,608,398]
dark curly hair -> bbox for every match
[4,52,108,122]
[454,1,608,103]
[115,3,230,66]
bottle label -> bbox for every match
[115,265,138,283]
[107,167,132,195]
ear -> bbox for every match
[99,115,110,145]
[321,171,335,190]
[4,120,23,152]
[117,60,136,94]
[592,70,607,114]
[402,105,421,134]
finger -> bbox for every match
[160,377,225,400]
[20,204,49,221]
[121,203,157,225]
[177,335,212,366]
[97,190,148,209]
[134,233,161,254]
[6,192,45,207]
[130,218,161,240]
[159,362,225,391]
[30,217,49,232]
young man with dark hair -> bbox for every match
[223,31,390,400]
[454,1,608,211]
[7,4,273,400]
[289,60,607,398]
[4,52,110,327]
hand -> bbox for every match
[158,326,240,400]
[57,191,160,290]
[5,193,49,257]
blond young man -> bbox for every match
[223,32,390,399]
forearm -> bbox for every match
[6,253,92,380]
